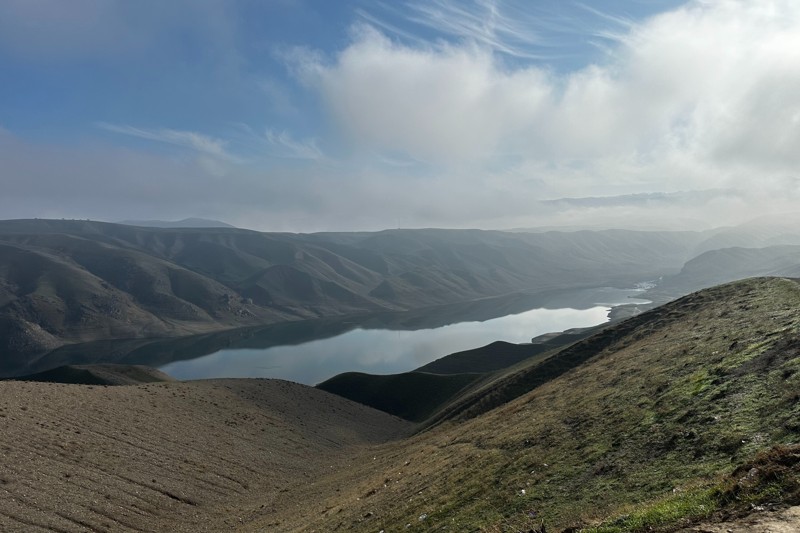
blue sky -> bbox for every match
[1,0,799,231]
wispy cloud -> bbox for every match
[230,123,324,160]
[301,0,800,203]
[96,123,233,160]
[263,129,323,160]
[575,2,639,48]
[358,0,626,62]
[364,0,547,59]
[354,8,429,48]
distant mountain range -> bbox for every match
[118,217,236,228]
[3,217,800,359]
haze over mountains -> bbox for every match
[0,219,692,355]
[118,218,237,229]
[4,217,800,363]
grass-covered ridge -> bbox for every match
[260,277,800,531]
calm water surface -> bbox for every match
[160,287,649,385]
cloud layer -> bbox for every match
[2,1,800,231]
[303,0,800,199]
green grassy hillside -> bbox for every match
[262,278,800,532]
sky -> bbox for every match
[1,0,799,232]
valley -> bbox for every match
[0,219,700,360]
[1,277,798,532]
[6,2,800,531]
[2,220,800,532]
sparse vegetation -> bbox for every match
[267,278,800,532]
[579,489,717,532]
[585,443,800,532]
[2,276,799,532]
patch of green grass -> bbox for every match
[583,488,717,533]
[585,443,800,533]
[689,369,711,396]
[717,338,772,371]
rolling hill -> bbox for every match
[0,378,411,532]
[118,217,236,228]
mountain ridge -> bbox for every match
[0,219,705,357]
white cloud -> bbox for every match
[6,1,800,232]
[262,130,324,160]
[96,123,234,160]
[305,25,552,163]
[296,0,800,199]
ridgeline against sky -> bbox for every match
[1,0,798,232]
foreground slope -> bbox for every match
[251,278,800,531]
[0,378,411,532]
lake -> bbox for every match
[158,286,650,385]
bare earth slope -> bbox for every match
[0,379,411,532]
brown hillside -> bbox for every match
[0,379,411,532]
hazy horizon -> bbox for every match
[2,0,799,233]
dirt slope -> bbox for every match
[0,379,411,532]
